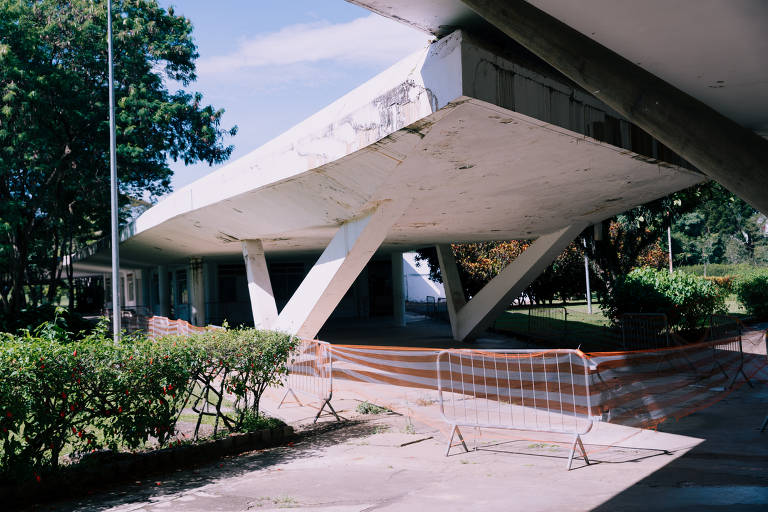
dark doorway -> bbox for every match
[368,259,393,316]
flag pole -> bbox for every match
[107,0,121,342]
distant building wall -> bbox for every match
[403,252,445,302]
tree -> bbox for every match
[0,0,236,314]
[415,240,588,305]
[671,182,768,268]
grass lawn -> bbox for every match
[493,295,747,352]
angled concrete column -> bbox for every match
[452,224,585,341]
[392,252,405,327]
[276,199,410,339]
[435,244,467,340]
[242,239,278,330]
[157,265,169,317]
[189,258,206,326]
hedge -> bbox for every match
[602,267,727,331]
[0,321,297,483]
[733,269,768,319]
[679,263,757,278]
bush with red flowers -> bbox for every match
[0,320,297,482]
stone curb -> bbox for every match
[1,424,294,506]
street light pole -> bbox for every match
[107,0,121,342]
[582,237,592,315]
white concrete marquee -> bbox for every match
[78,28,703,341]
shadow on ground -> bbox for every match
[31,420,381,512]
[591,383,768,511]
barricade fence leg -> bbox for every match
[730,340,753,389]
[446,425,469,456]
[278,388,303,409]
[567,433,590,470]
[313,397,342,424]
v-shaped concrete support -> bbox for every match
[276,199,410,339]
[438,224,585,341]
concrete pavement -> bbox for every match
[37,360,768,511]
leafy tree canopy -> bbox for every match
[0,0,236,313]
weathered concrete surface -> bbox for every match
[241,239,278,329]
[39,355,768,512]
[77,30,701,271]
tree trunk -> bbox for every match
[46,230,61,304]
[10,227,29,312]
[66,229,75,309]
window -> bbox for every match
[176,269,188,304]
[218,264,245,303]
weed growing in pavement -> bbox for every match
[356,401,390,415]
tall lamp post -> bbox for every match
[107,0,120,342]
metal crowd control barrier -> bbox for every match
[709,314,752,389]
[620,313,670,350]
[279,339,340,423]
[527,306,568,343]
[436,348,596,470]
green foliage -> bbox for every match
[238,411,285,434]
[601,268,727,331]
[733,269,768,319]
[415,240,593,305]
[0,0,236,312]
[672,183,768,267]
[178,328,298,439]
[0,304,94,337]
[356,401,390,415]
[0,323,296,482]
[679,263,757,277]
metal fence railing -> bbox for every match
[279,339,339,423]
[527,306,568,343]
[416,296,448,321]
[102,307,152,333]
[620,313,670,350]
[436,348,596,470]
[709,314,752,388]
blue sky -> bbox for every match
[158,1,431,192]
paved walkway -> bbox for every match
[38,360,768,511]
[31,322,768,511]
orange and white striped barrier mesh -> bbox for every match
[146,315,224,340]
[279,339,340,423]
[326,330,768,430]
[435,348,594,468]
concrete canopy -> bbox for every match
[348,0,768,215]
[82,30,700,270]
[349,0,768,136]
[79,32,702,265]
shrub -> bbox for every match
[0,321,297,482]
[733,269,768,319]
[704,275,734,293]
[0,304,95,338]
[602,267,727,331]
[175,328,298,438]
[238,411,285,433]
[679,263,756,278]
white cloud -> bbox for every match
[198,14,432,75]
